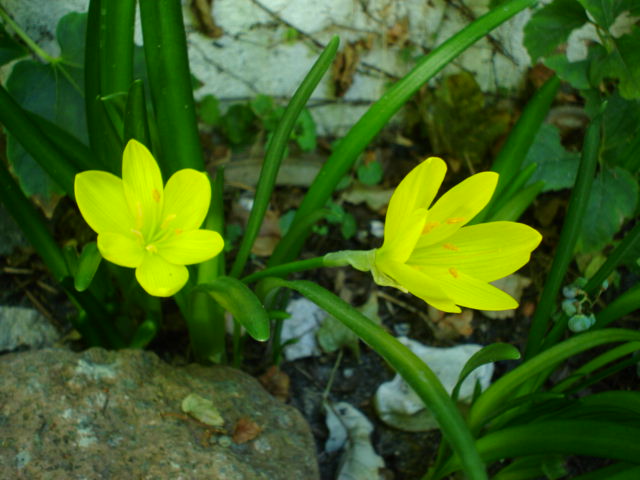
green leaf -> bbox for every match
[5,12,87,206]
[601,93,640,167]
[576,166,638,253]
[522,123,580,192]
[221,104,256,145]
[452,343,521,401]
[198,94,221,126]
[293,109,317,151]
[357,159,383,186]
[543,55,591,90]
[317,315,360,357]
[576,0,640,29]
[74,242,102,292]
[589,28,640,100]
[196,276,270,341]
[524,0,588,62]
[0,22,27,65]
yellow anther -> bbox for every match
[443,243,459,251]
[174,228,183,236]
[422,221,440,234]
[449,267,459,278]
[152,189,161,203]
[145,244,158,254]
[446,217,465,224]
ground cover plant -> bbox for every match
[1,0,639,478]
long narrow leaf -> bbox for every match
[468,329,640,433]
[437,420,640,478]
[139,0,203,174]
[269,0,536,266]
[260,278,488,480]
[0,85,77,196]
[525,114,602,358]
[230,36,339,278]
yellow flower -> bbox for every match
[326,157,542,313]
[74,139,224,297]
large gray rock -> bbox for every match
[0,306,60,352]
[0,348,319,479]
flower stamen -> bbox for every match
[448,267,459,278]
[443,243,459,251]
[446,217,465,224]
[423,221,440,234]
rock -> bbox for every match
[374,340,493,432]
[0,306,60,352]
[0,348,319,479]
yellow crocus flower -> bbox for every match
[74,139,224,297]
[326,157,542,313]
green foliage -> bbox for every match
[601,93,640,167]
[326,202,357,240]
[0,22,27,65]
[6,13,87,208]
[526,0,640,100]
[418,72,510,166]
[522,123,580,192]
[576,166,638,253]
[201,93,317,152]
[588,28,640,100]
[524,0,588,61]
[356,158,383,186]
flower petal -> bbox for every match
[384,157,446,247]
[157,229,224,265]
[162,169,211,231]
[121,139,164,238]
[75,171,133,235]
[416,171,498,248]
[379,208,428,263]
[97,232,144,268]
[135,254,189,297]
[378,260,460,313]
[410,222,542,281]
[427,266,518,311]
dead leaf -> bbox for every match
[230,198,281,256]
[386,17,409,46]
[482,274,533,319]
[232,417,262,444]
[190,0,223,38]
[259,365,290,402]
[432,309,474,340]
[333,41,367,97]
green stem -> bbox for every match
[85,0,121,173]
[261,278,488,480]
[230,37,339,278]
[139,0,204,174]
[524,114,602,359]
[188,169,227,363]
[269,0,536,266]
[242,257,325,284]
[99,0,136,94]
[0,6,56,63]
